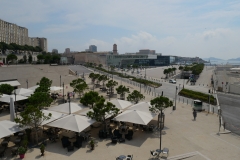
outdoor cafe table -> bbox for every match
[118,155,126,160]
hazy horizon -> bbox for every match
[1,0,240,59]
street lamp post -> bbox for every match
[60,75,61,87]
[174,86,178,110]
[62,82,65,103]
[68,94,71,114]
[26,80,28,89]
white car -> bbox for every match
[169,79,176,84]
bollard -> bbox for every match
[187,99,188,105]
[179,97,180,102]
[183,98,184,103]
[213,107,214,113]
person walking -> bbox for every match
[193,109,197,121]
[72,91,75,98]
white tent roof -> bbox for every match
[50,86,63,91]
[0,120,23,139]
[28,85,39,91]
[41,110,67,125]
[108,99,132,110]
[47,114,95,132]
[21,91,34,97]
[49,102,85,114]
[0,94,8,98]
[128,102,152,112]
[77,108,122,119]
[0,95,28,103]
[15,88,33,96]
[0,80,20,87]
[114,110,156,125]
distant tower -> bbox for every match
[113,44,117,54]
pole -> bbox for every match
[183,78,185,89]
[121,69,123,85]
[60,75,61,87]
[159,110,162,152]
[63,82,65,103]
[68,95,71,114]
[26,80,28,89]
[174,86,178,110]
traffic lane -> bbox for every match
[68,65,92,74]
[217,93,240,135]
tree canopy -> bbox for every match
[116,85,130,99]
[0,84,14,95]
[87,98,119,131]
[149,96,173,113]
[106,80,118,94]
[127,90,145,104]
[80,91,103,108]
[70,78,88,98]
[7,54,18,63]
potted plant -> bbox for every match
[88,139,95,150]
[40,144,45,156]
[18,146,26,159]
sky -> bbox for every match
[0,0,240,60]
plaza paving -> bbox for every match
[0,65,239,159]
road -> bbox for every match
[68,65,92,76]
[217,93,240,135]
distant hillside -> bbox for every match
[228,57,240,61]
[202,57,223,61]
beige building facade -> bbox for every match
[0,19,28,45]
[0,19,47,52]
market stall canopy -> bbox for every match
[28,85,39,91]
[50,86,63,91]
[49,102,85,114]
[41,110,67,125]
[15,88,34,97]
[108,99,132,110]
[114,110,156,125]
[47,114,95,132]
[0,120,23,139]
[128,102,152,113]
[77,108,122,119]
[0,80,20,87]
[0,95,28,103]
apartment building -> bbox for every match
[28,37,48,52]
[0,19,48,52]
[0,19,28,45]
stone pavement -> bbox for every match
[0,65,239,160]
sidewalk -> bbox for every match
[1,69,239,160]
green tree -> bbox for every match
[23,55,27,63]
[98,64,103,68]
[87,98,119,131]
[70,78,88,98]
[179,66,183,70]
[34,77,52,93]
[28,92,53,109]
[15,105,51,143]
[116,85,130,100]
[89,73,99,84]
[149,96,173,128]
[28,55,33,63]
[37,54,44,63]
[0,84,14,95]
[106,80,118,95]
[80,91,103,108]
[52,54,60,63]
[163,69,169,78]
[7,54,17,63]
[98,75,108,87]
[127,90,145,104]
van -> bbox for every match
[169,79,176,84]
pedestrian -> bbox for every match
[193,109,197,120]
[72,91,75,98]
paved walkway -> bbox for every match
[0,65,239,159]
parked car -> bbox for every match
[169,79,176,84]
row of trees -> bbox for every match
[37,54,61,64]
[0,42,42,54]
[163,67,177,78]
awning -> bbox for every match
[0,95,28,103]
[0,120,24,139]
[0,80,20,87]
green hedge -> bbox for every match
[179,88,216,105]
[88,66,161,87]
